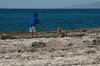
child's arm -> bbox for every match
[37,22,43,25]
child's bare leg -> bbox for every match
[34,32,38,38]
[30,32,33,38]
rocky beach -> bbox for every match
[0,28,100,66]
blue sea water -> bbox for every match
[0,9,100,32]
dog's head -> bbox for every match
[57,27,62,33]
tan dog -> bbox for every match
[57,28,68,37]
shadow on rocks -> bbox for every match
[30,42,46,52]
[31,42,46,48]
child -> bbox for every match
[29,13,43,38]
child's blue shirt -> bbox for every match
[30,17,39,27]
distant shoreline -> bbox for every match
[0,8,100,9]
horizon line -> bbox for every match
[0,8,100,9]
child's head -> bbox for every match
[34,13,38,17]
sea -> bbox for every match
[0,9,100,32]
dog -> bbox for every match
[57,27,68,37]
